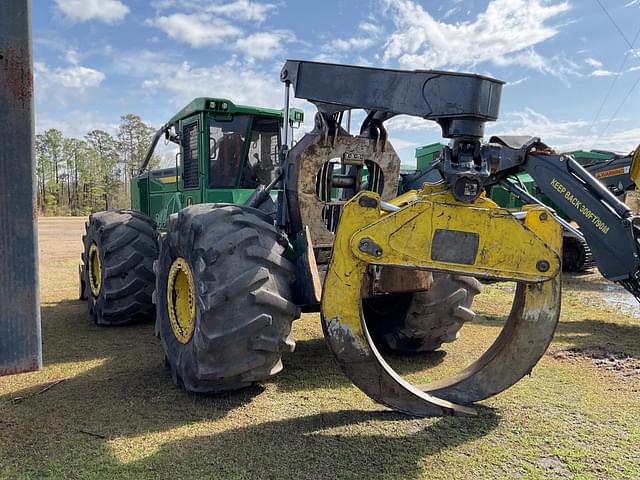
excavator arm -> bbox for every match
[281,60,639,417]
[490,137,640,297]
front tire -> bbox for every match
[82,210,158,325]
[155,204,299,393]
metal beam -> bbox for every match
[0,0,42,376]
[281,60,504,139]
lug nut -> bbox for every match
[539,212,548,221]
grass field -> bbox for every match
[1,216,640,479]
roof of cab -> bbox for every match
[168,97,284,125]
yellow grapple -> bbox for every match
[321,189,562,416]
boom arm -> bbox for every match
[281,60,504,139]
[489,136,640,297]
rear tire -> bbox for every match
[364,273,481,352]
[82,210,158,325]
[155,204,299,393]
[562,236,588,273]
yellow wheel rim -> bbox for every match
[167,257,196,344]
[88,243,102,297]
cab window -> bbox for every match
[208,115,250,188]
[240,118,281,188]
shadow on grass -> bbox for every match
[473,310,640,359]
[40,299,157,366]
[3,300,502,479]
[0,300,260,440]
[40,300,449,395]
[553,319,640,358]
[277,337,447,393]
[3,407,500,479]
[107,408,500,479]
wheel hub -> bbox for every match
[167,257,196,344]
[88,243,102,297]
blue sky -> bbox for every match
[32,0,640,164]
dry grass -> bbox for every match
[1,217,639,479]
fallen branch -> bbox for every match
[9,378,67,404]
[78,429,106,439]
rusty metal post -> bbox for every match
[0,0,42,376]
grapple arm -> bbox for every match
[321,189,563,416]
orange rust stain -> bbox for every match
[0,47,34,107]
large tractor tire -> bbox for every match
[82,210,158,325]
[155,204,299,393]
[363,273,481,352]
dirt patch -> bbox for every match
[553,347,640,378]
[539,455,571,477]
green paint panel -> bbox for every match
[415,142,444,170]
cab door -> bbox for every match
[180,115,203,206]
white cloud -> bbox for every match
[233,31,294,60]
[490,48,581,85]
[203,0,277,23]
[585,57,603,68]
[443,6,461,18]
[487,108,639,152]
[386,115,441,132]
[65,49,81,65]
[590,69,614,77]
[328,37,376,52]
[489,108,588,140]
[382,0,571,75]
[36,111,119,138]
[35,62,105,93]
[151,0,277,23]
[114,51,282,109]
[323,22,383,57]
[359,22,383,35]
[506,76,529,86]
[150,13,242,47]
[54,0,129,23]
[388,138,420,150]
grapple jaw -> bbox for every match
[321,190,562,416]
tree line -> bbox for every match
[35,114,160,216]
